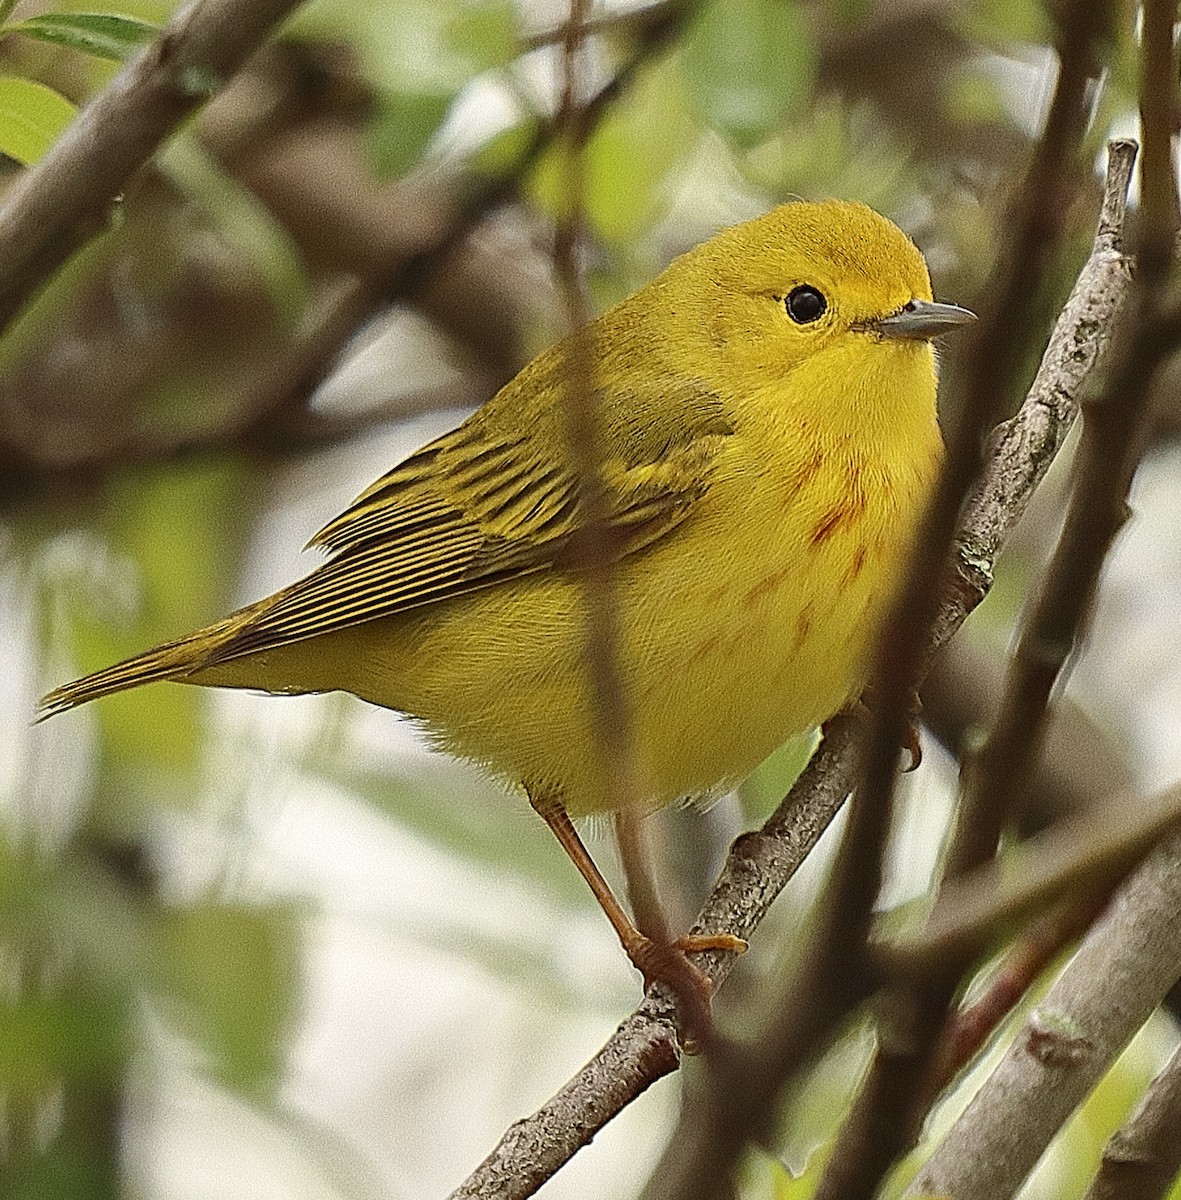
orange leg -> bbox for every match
[529,788,745,1045]
[613,806,746,956]
[613,805,673,946]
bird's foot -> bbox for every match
[903,714,923,772]
[674,932,748,956]
[623,929,747,1052]
[834,687,923,771]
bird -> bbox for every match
[42,199,974,1025]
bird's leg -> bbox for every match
[613,804,673,944]
[528,788,743,1046]
[613,806,746,957]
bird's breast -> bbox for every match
[611,428,937,805]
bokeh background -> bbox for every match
[2,0,1181,1197]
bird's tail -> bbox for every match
[38,609,256,719]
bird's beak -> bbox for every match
[871,299,977,341]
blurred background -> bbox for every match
[2,0,1181,1197]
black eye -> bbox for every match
[785,285,827,324]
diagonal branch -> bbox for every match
[447,138,1137,1200]
[895,15,1181,1193]
[881,782,1181,980]
[0,0,701,503]
[1082,1039,1181,1200]
[0,0,307,335]
[448,715,863,1200]
[949,0,1179,879]
[905,818,1181,1200]
[642,9,1121,1194]
[811,130,1144,1199]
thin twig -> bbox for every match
[550,0,698,1019]
[855,0,1115,918]
[880,782,1181,979]
[0,0,306,336]
[251,0,696,431]
[926,899,1096,1097]
[640,0,1122,1167]
[554,0,638,816]
[1081,1041,1181,1200]
[521,0,671,49]
[811,129,1142,1200]
[0,0,702,506]
[905,819,1181,1200]
[951,5,1176,870]
[449,137,1137,1200]
[903,12,1181,1192]
[950,127,1175,883]
[448,717,863,1200]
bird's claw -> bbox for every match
[625,929,746,1052]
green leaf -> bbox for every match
[470,116,540,178]
[2,1133,120,1200]
[822,0,873,25]
[0,76,77,165]
[680,0,815,148]
[738,1144,813,1199]
[739,731,819,822]
[585,64,697,241]
[56,458,253,781]
[444,0,517,71]
[366,88,455,179]
[10,13,158,62]
[531,60,698,243]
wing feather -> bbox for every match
[198,373,732,669]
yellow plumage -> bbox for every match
[43,200,969,993]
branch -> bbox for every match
[239,0,697,435]
[823,772,1181,1200]
[905,821,1181,1200]
[813,122,1145,1198]
[554,0,638,811]
[689,13,1121,1195]
[851,0,1117,918]
[897,22,1181,1194]
[880,782,1181,978]
[926,899,1096,1096]
[949,18,1177,881]
[448,139,1137,1200]
[641,103,1135,1199]
[448,716,864,1200]
[0,0,700,504]
[0,0,306,336]
[931,135,1137,649]
[1082,1041,1181,1200]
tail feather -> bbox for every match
[38,609,256,719]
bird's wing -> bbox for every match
[203,383,732,667]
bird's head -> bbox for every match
[652,199,974,404]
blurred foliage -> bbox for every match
[0,0,1176,1198]
[0,74,75,163]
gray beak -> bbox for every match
[872,299,977,340]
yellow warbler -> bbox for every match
[43,200,972,1000]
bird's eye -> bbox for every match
[785,285,827,324]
